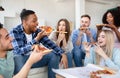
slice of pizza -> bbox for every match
[79,27,89,30]
[90,69,115,78]
[35,44,52,53]
[39,26,53,33]
[56,31,67,34]
[96,24,106,27]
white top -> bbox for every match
[25,33,32,43]
[49,31,73,53]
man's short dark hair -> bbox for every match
[20,9,35,21]
[0,22,3,29]
[0,23,3,38]
[81,14,91,20]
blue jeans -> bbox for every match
[72,47,85,67]
[66,52,73,68]
[14,52,60,78]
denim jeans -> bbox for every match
[66,52,73,68]
[72,46,85,67]
[14,52,60,78]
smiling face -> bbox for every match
[0,28,13,51]
[106,12,114,25]
[97,31,106,47]
[58,21,66,32]
[23,14,38,33]
[80,17,90,27]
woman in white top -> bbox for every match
[49,18,73,68]
[97,7,120,48]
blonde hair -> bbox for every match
[96,30,114,64]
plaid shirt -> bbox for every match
[10,24,64,55]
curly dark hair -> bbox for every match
[102,7,120,27]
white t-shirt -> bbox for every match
[24,33,33,55]
[25,33,32,43]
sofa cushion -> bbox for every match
[28,66,48,76]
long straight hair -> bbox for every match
[56,19,70,47]
[96,30,114,64]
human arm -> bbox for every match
[62,38,73,52]
[10,28,38,55]
[109,25,120,42]
[60,53,68,69]
[48,31,57,43]
[49,31,68,68]
[104,24,120,42]
[94,44,120,70]
[76,31,84,46]
[71,30,83,46]
[0,75,3,78]
[10,27,48,55]
[86,28,97,43]
[104,48,120,70]
[39,32,64,55]
[84,46,95,66]
[13,45,49,78]
[56,33,66,47]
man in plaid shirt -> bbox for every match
[10,9,68,78]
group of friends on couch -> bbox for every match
[0,6,120,78]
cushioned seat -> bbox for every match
[28,66,48,78]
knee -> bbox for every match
[49,52,60,62]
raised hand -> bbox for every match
[94,44,109,60]
[60,53,68,69]
[56,32,65,46]
[83,42,91,57]
[105,24,117,31]
[83,42,91,52]
[35,30,48,41]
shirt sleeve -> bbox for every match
[71,30,79,47]
[84,48,95,66]
[39,36,64,56]
[10,30,38,55]
[105,48,120,70]
[48,31,57,43]
[92,28,97,41]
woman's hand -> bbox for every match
[60,53,68,69]
[83,42,91,57]
[105,24,117,31]
[56,33,65,46]
[83,42,91,52]
[94,44,109,60]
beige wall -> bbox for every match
[1,0,75,31]
[0,0,120,31]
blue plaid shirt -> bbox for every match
[10,24,64,55]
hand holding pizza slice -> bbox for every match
[39,26,53,33]
[33,44,52,54]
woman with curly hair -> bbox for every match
[97,8,120,48]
